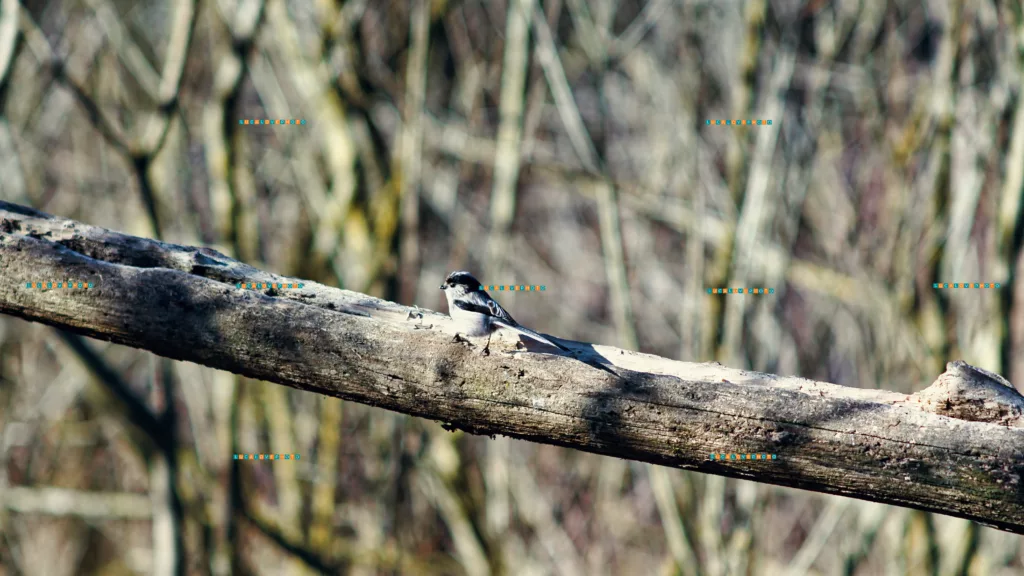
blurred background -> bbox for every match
[1,0,1023,574]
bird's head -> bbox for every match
[440,271,482,300]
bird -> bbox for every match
[439,270,567,351]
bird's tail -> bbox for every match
[494,320,568,351]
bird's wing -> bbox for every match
[456,292,565,350]
[484,297,519,326]
[453,292,519,325]
[452,298,491,316]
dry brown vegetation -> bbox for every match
[1,0,1023,574]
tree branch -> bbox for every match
[1,486,152,519]
[2,201,1024,534]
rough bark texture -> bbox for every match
[2,201,1024,534]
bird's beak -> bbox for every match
[439,284,445,290]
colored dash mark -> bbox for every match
[237,282,304,290]
[234,454,301,460]
[933,283,1000,289]
[25,282,93,289]
[706,119,773,126]
[480,285,545,291]
[239,119,307,125]
[707,288,774,294]
[709,453,776,461]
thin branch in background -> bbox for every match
[204,0,265,254]
[562,0,603,64]
[486,0,531,276]
[0,0,19,87]
[258,383,304,547]
[648,465,698,576]
[719,48,792,366]
[999,42,1024,389]
[81,0,161,98]
[955,522,979,576]
[786,497,851,576]
[610,0,669,61]
[309,396,343,552]
[842,502,891,576]
[508,447,586,576]
[419,448,491,576]
[25,0,197,240]
[51,331,186,573]
[529,1,638,352]
[528,2,599,173]
[0,486,152,518]
[150,450,178,576]
[700,474,727,576]
[157,357,186,576]
[238,474,342,574]
[264,0,357,282]
[483,0,532,550]
[55,331,168,452]
[398,0,430,304]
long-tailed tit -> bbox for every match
[439,271,567,351]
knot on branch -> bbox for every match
[911,361,1024,427]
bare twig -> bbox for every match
[487,0,531,276]
[648,465,698,576]
[419,461,491,576]
[398,0,431,304]
[310,396,343,552]
[787,497,852,575]
[0,0,17,86]
[1,486,152,519]
[483,0,533,548]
